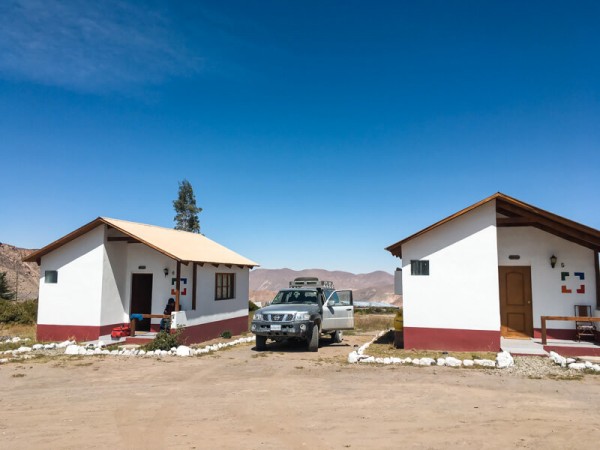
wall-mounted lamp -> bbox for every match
[550,255,557,269]
[163,268,169,277]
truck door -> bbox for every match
[322,290,354,331]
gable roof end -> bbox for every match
[385,192,600,258]
[24,217,259,267]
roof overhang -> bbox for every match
[23,217,259,268]
[385,193,600,258]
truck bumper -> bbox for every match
[251,321,311,340]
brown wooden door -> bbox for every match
[130,274,153,331]
[499,266,533,338]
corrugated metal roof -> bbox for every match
[24,217,259,267]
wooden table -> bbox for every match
[540,316,600,345]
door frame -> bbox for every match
[130,273,153,331]
[499,266,533,339]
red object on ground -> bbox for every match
[111,325,131,339]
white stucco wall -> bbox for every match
[401,201,500,331]
[497,227,597,329]
[183,265,249,326]
[38,226,105,326]
[101,240,128,326]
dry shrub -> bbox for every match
[354,314,394,332]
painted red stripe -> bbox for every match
[404,327,501,352]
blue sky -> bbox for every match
[1,1,599,274]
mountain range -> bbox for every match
[250,268,401,306]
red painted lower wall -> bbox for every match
[178,315,248,345]
[404,326,501,352]
[533,328,577,340]
[37,323,125,342]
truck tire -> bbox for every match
[308,324,319,352]
[331,330,343,343]
[256,335,267,351]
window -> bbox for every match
[215,273,235,300]
[45,270,58,283]
[411,260,429,276]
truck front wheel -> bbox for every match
[308,324,319,352]
[256,335,267,351]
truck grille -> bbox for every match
[266,314,294,322]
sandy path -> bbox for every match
[1,333,599,449]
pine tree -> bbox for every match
[173,179,202,233]
[0,271,14,300]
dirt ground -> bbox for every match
[1,332,599,449]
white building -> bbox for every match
[386,193,600,352]
[25,217,258,343]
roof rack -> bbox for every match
[289,277,335,289]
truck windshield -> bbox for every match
[271,290,319,305]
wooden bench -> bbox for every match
[130,314,170,337]
[540,316,600,345]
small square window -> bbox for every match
[411,260,429,276]
[45,270,58,283]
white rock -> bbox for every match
[420,358,435,366]
[496,351,514,368]
[110,350,118,355]
[436,358,446,366]
[445,357,462,367]
[584,361,593,368]
[44,343,57,350]
[473,359,496,367]
[96,340,106,348]
[56,340,73,348]
[160,350,168,356]
[390,357,402,364]
[138,350,146,356]
[11,337,21,343]
[591,364,600,372]
[0,358,8,364]
[32,344,43,351]
[16,346,32,353]
[463,359,474,367]
[568,362,586,371]
[348,351,359,363]
[176,345,192,357]
[566,358,576,364]
[65,345,81,355]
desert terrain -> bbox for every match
[1,332,599,449]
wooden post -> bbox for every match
[595,251,600,310]
[130,318,136,338]
[541,316,547,345]
[175,261,181,311]
[192,262,197,311]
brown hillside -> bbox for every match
[0,243,39,300]
[249,268,401,306]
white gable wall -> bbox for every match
[402,201,500,331]
[38,226,105,326]
[497,227,596,330]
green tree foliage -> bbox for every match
[173,179,202,233]
[0,272,14,300]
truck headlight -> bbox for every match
[295,312,310,321]
[253,313,264,321]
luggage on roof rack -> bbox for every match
[289,277,335,289]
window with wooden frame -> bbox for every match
[411,260,429,276]
[215,273,235,300]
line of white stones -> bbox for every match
[548,351,600,372]
[0,336,256,363]
[347,331,514,368]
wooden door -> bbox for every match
[499,266,533,338]
[130,274,153,331]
